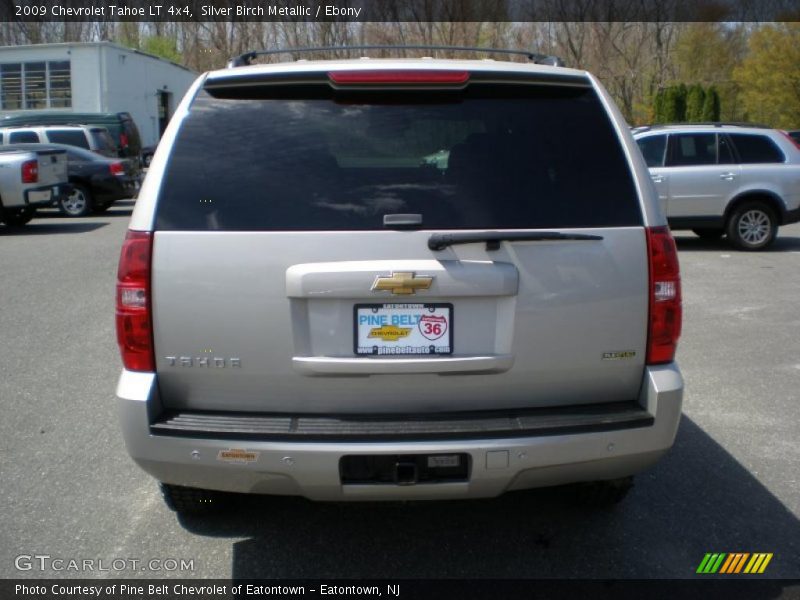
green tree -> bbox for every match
[660,85,687,122]
[733,24,800,128]
[685,84,706,122]
[702,86,721,121]
[653,88,665,123]
[675,83,688,121]
[673,23,748,121]
[141,35,182,64]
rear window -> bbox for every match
[89,128,118,157]
[728,134,785,164]
[156,82,641,231]
[636,135,667,167]
[9,130,39,144]
[45,129,89,148]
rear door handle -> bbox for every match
[651,174,665,183]
[719,172,737,180]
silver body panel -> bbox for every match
[118,364,682,500]
[152,229,649,414]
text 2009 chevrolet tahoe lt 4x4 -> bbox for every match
[115,49,683,513]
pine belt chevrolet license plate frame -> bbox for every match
[354,303,454,356]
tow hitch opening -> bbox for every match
[340,454,470,485]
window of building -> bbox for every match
[0,60,71,110]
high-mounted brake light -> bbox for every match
[21,159,38,184]
[646,227,682,365]
[329,70,469,85]
[116,231,154,371]
[109,161,125,176]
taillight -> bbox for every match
[779,130,800,150]
[646,227,682,365]
[116,231,154,371]
[21,160,38,183]
[119,132,129,148]
[109,161,125,176]
[329,70,469,85]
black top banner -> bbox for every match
[2,0,800,23]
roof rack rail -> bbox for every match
[226,45,565,69]
[634,121,771,132]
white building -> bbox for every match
[0,41,197,146]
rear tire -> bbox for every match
[692,228,724,240]
[160,483,226,514]
[1,206,35,227]
[572,476,633,507]
[726,201,777,251]
[60,184,93,217]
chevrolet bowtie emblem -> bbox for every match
[371,272,434,295]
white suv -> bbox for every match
[0,125,118,158]
[633,124,800,250]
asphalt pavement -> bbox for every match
[1,203,798,583]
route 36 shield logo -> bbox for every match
[418,314,447,340]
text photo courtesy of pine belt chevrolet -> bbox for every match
[115,47,684,514]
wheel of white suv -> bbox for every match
[726,201,777,251]
[692,228,724,240]
[160,483,227,514]
[60,184,93,217]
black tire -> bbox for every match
[571,476,634,507]
[692,228,724,240]
[1,206,35,227]
[59,184,93,217]
[726,201,778,251]
[160,483,226,514]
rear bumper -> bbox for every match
[116,365,683,501]
[24,183,71,208]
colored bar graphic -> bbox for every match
[699,552,773,574]
[734,553,750,574]
[697,553,728,574]
[744,553,774,574]
[720,553,749,574]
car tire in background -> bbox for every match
[726,201,778,251]
[60,184,93,217]
[0,203,35,227]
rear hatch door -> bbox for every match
[151,68,649,415]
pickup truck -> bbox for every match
[0,146,70,226]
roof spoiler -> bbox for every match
[226,45,565,69]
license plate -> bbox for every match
[355,303,453,356]
[28,189,51,203]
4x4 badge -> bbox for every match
[371,272,433,295]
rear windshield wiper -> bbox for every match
[428,231,603,251]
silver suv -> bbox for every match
[633,124,800,250]
[115,49,684,513]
